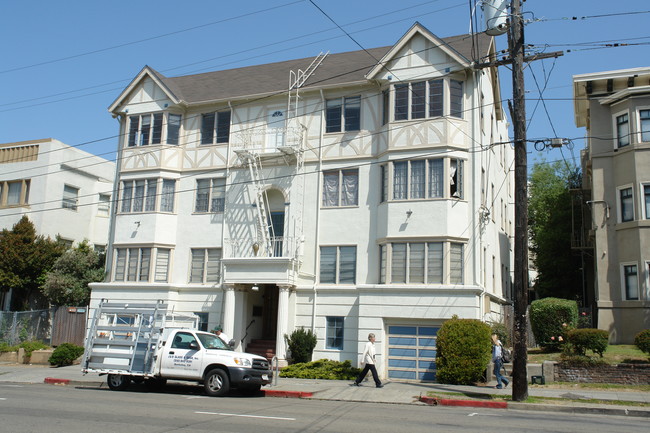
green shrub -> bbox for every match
[634,329,650,359]
[279,359,360,380]
[530,298,578,351]
[435,316,492,385]
[48,343,85,367]
[490,322,510,347]
[0,340,49,356]
[285,328,317,364]
[566,328,609,357]
[0,342,17,353]
[558,353,608,368]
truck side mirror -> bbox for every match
[228,339,235,348]
[189,341,199,351]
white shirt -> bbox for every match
[217,332,230,345]
[361,341,376,365]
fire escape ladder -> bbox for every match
[245,153,274,256]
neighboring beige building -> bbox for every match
[574,67,650,343]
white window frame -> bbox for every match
[0,179,30,207]
[392,78,451,122]
[120,178,175,214]
[381,241,445,285]
[617,184,634,223]
[189,248,222,283]
[325,316,344,350]
[319,245,357,284]
[200,110,231,145]
[642,183,650,220]
[621,262,639,301]
[613,110,630,149]
[98,193,111,217]
[194,178,226,213]
[637,107,650,144]
[325,96,361,133]
[322,168,359,207]
[389,158,445,202]
[113,247,167,283]
[62,184,79,211]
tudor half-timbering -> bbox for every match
[91,23,513,381]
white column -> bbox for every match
[275,285,291,363]
[222,284,236,338]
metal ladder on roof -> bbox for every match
[287,51,328,122]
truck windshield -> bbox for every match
[197,333,231,350]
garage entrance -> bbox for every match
[387,325,439,381]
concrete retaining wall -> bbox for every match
[0,349,53,365]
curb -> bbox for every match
[508,402,650,418]
[263,389,313,398]
[419,396,507,409]
[44,377,70,385]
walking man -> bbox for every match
[354,333,383,388]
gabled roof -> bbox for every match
[109,22,493,113]
[108,65,183,114]
[365,22,490,80]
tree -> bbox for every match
[528,161,583,301]
[0,216,66,310]
[42,240,105,306]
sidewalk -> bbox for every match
[1,362,649,417]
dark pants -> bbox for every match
[355,363,381,386]
[493,358,509,388]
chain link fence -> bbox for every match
[0,309,52,345]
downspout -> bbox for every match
[104,114,126,282]
[311,90,326,332]
[221,101,234,324]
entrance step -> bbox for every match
[246,339,276,362]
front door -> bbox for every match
[262,285,279,340]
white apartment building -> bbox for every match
[91,23,513,381]
[0,138,116,310]
[574,67,650,343]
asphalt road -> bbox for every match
[1,382,648,433]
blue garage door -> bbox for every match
[388,325,438,381]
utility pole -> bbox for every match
[509,0,529,402]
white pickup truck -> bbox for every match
[82,300,273,396]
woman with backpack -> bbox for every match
[491,333,510,389]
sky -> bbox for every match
[2,0,649,170]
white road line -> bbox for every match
[195,411,296,421]
[0,398,6,400]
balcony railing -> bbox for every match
[231,127,302,154]
[225,236,299,259]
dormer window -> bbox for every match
[391,78,463,122]
[127,113,181,147]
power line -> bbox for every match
[2,1,465,109]
[0,0,307,75]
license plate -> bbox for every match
[262,374,268,381]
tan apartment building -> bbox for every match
[574,67,650,343]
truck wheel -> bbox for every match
[204,369,230,397]
[107,374,131,391]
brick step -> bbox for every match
[246,339,276,362]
